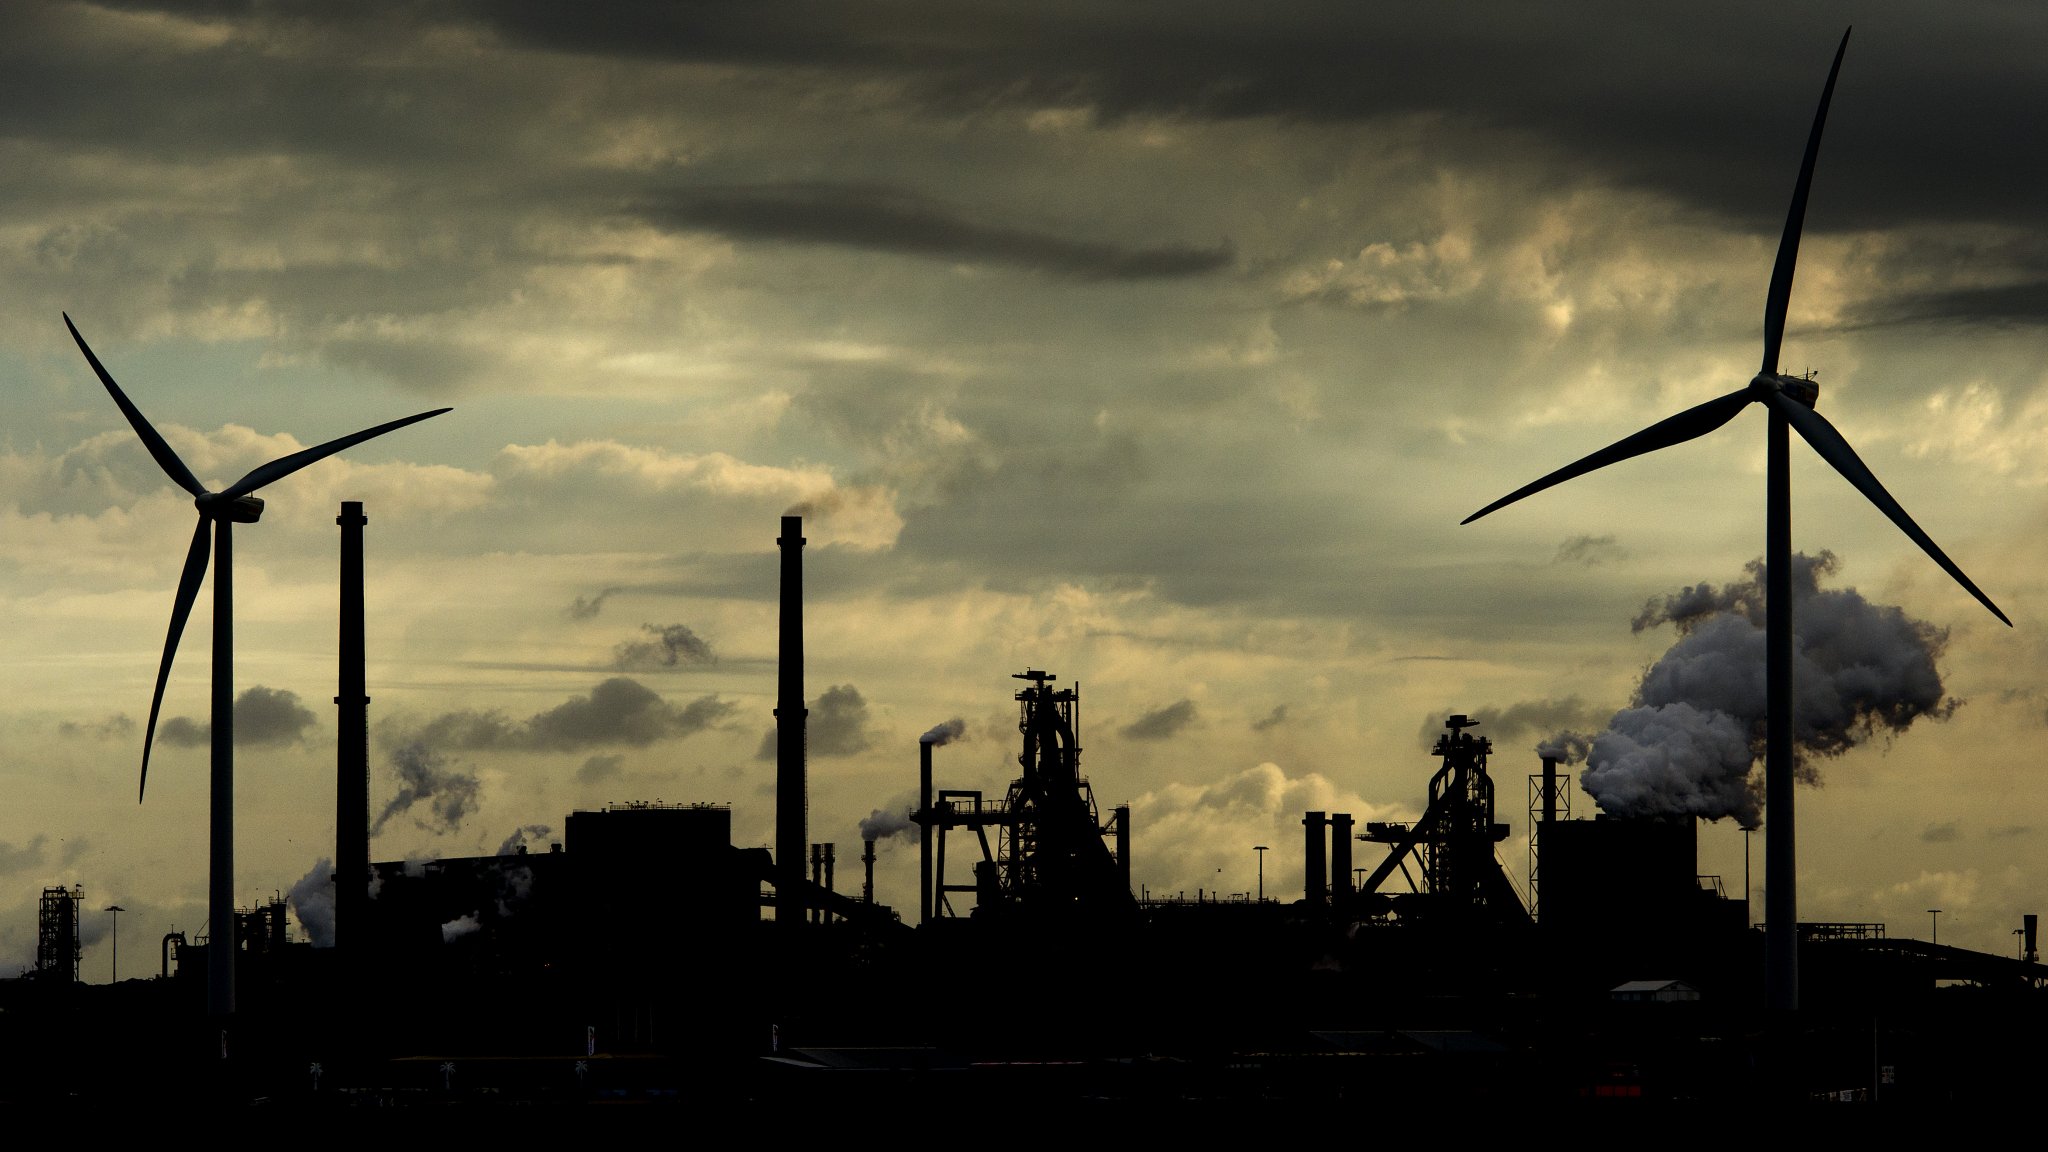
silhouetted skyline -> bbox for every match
[3,4,2046,978]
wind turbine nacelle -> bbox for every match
[1753,372,1819,409]
[199,493,266,523]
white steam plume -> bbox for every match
[1548,552,1958,828]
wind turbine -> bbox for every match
[1461,28,2009,1014]
[66,313,450,1019]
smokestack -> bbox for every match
[2028,914,2039,964]
[1330,812,1354,900]
[776,516,807,924]
[1114,805,1131,898]
[1542,755,1558,825]
[863,839,875,905]
[335,501,369,953]
[1303,811,1327,906]
[825,843,836,907]
[809,843,823,926]
[919,741,934,927]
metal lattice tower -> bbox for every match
[36,885,82,983]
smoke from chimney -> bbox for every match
[919,717,966,746]
[288,857,336,948]
[859,804,921,843]
[1547,552,1957,828]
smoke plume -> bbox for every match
[919,718,966,746]
[373,742,483,836]
[1548,553,1958,828]
[496,824,554,856]
[566,587,622,619]
[859,791,923,844]
[613,623,716,669]
[288,858,336,948]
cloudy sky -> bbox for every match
[5,0,2048,974]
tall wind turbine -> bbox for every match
[67,313,450,1019]
[1461,29,2009,1013]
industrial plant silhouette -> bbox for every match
[8,28,2048,1112]
[5,507,2042,1110]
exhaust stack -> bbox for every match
[1304,811,1328,906]
[776,516,807,923]
[335,501,369,952]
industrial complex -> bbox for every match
[2,509,2043,1111]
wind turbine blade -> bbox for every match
[65,313,206,498]
[140,516,213,801]
[1462,388,1754,524]
[1760,28,1851,375]
[1764,389,2010,626]
[219,407,452,500]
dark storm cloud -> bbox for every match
[378,678,737,755]
[158,686,318,747]
[459,1,2048,232]
[754,682,873,760]
[638,183,1232,280]
[1842,280,2048,332]
[8,2,2042,242]
[1251,705,1288,733]
[1122,699,1199,741]
[613,623,716,670]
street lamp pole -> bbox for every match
[1254,846,1268,903]
[104,905,124,984]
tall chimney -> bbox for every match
[1303,811,1327,906]
[776,516,807,924]
[919,740,934,927]
[335,501,369,953]
[1114,805,1131,898]
[2027,913,2039,964]
[862,839,876,905]
[1330,812,1354,900]
[1541,755,1559,825]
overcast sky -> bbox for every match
[5,0,2048,974]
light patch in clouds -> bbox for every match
[1121,699,1198,742]
[1131,762,1408,898]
